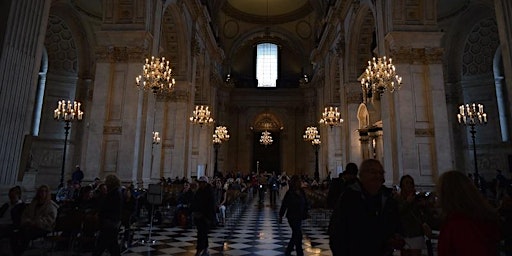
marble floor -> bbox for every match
[122,194,332,256]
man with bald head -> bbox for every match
[328,159,403,256]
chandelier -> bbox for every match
[361,56,402,97]
[190,105,214,126]
[457,103,488,125]
[54,100,84,121]
[53,100,83,188]
[303,126,319,141]
[135,56,176,94]
[319,106,343,127]
[213,126,230,144]
[152,131,161,144]
[311,136,321,146]
[260,130,273,146]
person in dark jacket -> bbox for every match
[93,174,122,256]
[191,176,215,256]
[279,175,309,256]
[326,162,358,209]
[328,159,403,256]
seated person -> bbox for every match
[171,182,193,227]
[11,185,58,256]
[0,186,25,238]
[74,185,97,213]
[56,179,76,204]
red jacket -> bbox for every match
[438,212,500,256]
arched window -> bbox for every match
[256,43,278,87]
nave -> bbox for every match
[122,194,332,256]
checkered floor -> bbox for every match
[123,194,333,256]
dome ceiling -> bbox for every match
[227,0,308,16]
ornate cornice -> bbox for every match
[222,2,313,24]
[103,126,122,135]
[95,46,147,63]
[389,47,444,64]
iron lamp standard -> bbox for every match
[212,126,230,175]
[312,137,321,181]
[54,100,83,188]
[457,103,487,189]
[303,126,321,181]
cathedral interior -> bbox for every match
[0,0,512,192]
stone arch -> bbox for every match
[162,4,190,80]
[442,4,495,83]
[346,4,375,83]
[357,103,369,129]
[252,111,283,132]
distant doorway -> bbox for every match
[253,131,280,174]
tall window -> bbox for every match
[256,43,278,87]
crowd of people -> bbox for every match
[0,160,511,256]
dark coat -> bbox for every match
[279,189,309,221]
[191,184,216,225]
[328,181,402,256]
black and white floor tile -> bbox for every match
[123,195,332,256]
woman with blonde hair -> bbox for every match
[437,170,501,256]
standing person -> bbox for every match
[279,175,309,256]
[92,174,122,256]
[328,159,403,256]
[268,172,279,205]
[326,162,358,209]
[214,179,227,227]
[191,176,215,256]
[396,175,432,256]
[437,170,501,256]
[72,165,84,185]
[12,185,58,256]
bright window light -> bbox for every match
[256,43,278,87]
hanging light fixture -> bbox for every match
[360,56,402,98]
[152,131,161,144]
[260,130,273,146]
[135,56,176,95]
[190,105,214,126]
[319,106,343,127]
[213,126,230,143]
[303,126,319,141]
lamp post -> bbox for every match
[54,100,83,188]
[312,137,321,181]
[303,126,321,181]
[212,126,229,176]
[457,103,487,189]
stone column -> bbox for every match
[494,0,512,138]
[0,0,51,185]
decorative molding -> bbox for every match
[103,126,122,134]
[95,46,147,62]
[389,47,444,64]
[415,128,434,137]
[222,2,313,24]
